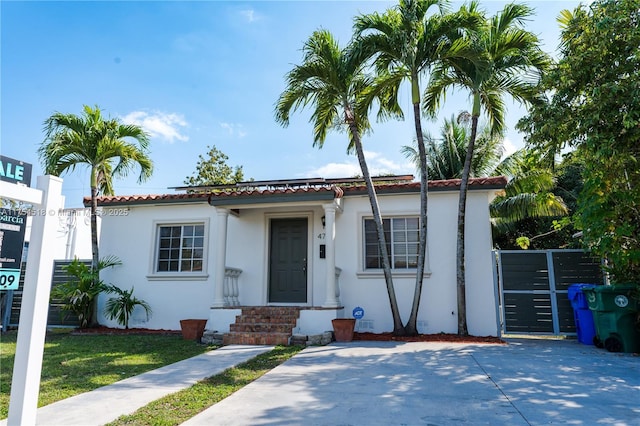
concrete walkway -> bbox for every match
[184,339,640,426]
[1,345,273,426]
[3,339,639,425]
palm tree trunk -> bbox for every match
[345,106,404,335]
[404,94,429,336]
[90,182,100,327]
[456,97,480,336]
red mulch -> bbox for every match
[70,326,181,336]
[68,326,505,344]
[353,332,506,344]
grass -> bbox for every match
[0,329,215,419]
[107,345,303,426]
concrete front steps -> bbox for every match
[223,306,301,346]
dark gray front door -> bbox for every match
[269,218,307,303]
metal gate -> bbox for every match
[1,260,88,329]
[496,250,604,335]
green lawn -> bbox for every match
[0,330,215,419]
[108,345,303,426]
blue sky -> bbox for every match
[2,0,584,208]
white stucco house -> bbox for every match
[88,175,506,341]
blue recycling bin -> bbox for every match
[568,284,598,345]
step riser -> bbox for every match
[230,324,294,333]
[224,307,301,346]
[236,315,299,325]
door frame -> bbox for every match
[263,212,314,306]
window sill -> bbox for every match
[146,273,209,281]
[356,270,432,279]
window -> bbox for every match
[156,224,205,273]
[364,217,419,269]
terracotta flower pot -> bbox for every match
[180,319,207,341]
[332,318,356,342]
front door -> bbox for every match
[269,218,308,303]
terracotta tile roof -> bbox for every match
[85,176,507,207]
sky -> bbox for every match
[1,0,586,208]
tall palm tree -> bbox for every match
[275,30,405,335]
[40,105,153,274]
[353,0,482,335]
[424,3,550,335]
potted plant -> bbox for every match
[331,318,356,342]
[179,319,208,341]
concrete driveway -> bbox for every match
[183,339,640,426]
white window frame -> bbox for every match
[356,213,431,279]
[147,219,209,281]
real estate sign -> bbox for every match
[0,208,27,290]
[0,155,32,187]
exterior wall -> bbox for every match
[334,190,498,336]
[96,203,216,330]
[24,207,93,261]
[95,187,500,336]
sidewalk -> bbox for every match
[1,345,273,426]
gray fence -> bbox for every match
[1,260,89,330]
[495,250,605,335]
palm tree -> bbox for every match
[403,118,566,239]
[103,285,152,329]
[40,105,153,276]
[490,149,568,234]
[424,3,550,334]
[275,30,405,335]
[353,0,482,335]
[402,114,504,180]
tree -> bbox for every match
[403,117,568,247]
[275,30,406,335]
[519,0,640,284]
[103,285,152,329]
[402,114,504,180]
[490,149,568,240]
[353,0,482,335]
[51,256,121,329]
[40,105,153,275]
[184,145,245,188]
[424,4,550,334]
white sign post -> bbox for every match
[1,175,64,426]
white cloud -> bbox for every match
[220,122,247,139]
[121,111,188,143]
[240,9,260,23]
[305,152,413,179]
[502,137,517,158]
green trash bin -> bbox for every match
[583,284,640,353]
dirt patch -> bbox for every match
[353,332,506,344]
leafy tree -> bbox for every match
[184,145,245,188]
[51,256,121,328]
[353,0,481,335]
[490,149,568,237]
[39,105,153,274]
[518,0,640,284]
[424,3,550,334]
[403,117,568,247]
[103,285,152,329]
[275,30,406,335]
